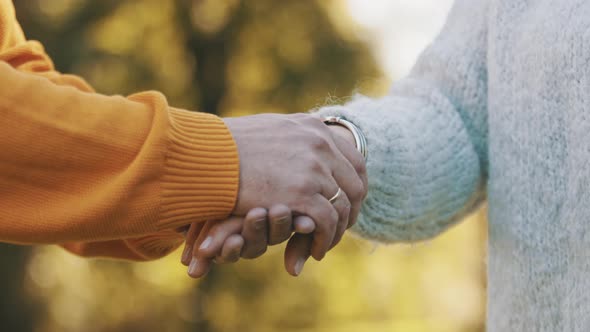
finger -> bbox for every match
[334,168,364,231]
[298,193,338,261]
[329,189,351,249]
[284,233,313,277]
[181,222,205,266]
[188,256,213,279]
[177,224,190,237]
[293,215,315,234]
[195,217,243,259]
[331,133,368,229]
[305,116,365,228]
[268,204,293,245]
[240,208,269,259]
[215,234,244,264]
[330,126,368,193]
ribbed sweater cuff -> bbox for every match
[124,229,184,260]
[158,108,239,230]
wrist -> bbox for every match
[323,116,368,160]
[328,125,356,148]
[160,109,239,229]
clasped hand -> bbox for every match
[180,113,367,277]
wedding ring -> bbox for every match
[328,188,342,204]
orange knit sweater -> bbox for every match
[0,0,240,260]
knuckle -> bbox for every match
[330,208,339,223]
[349,179,366,201]
[249,207,268,219]
[308,158,326,174]
[339,197,352,213]
[316,213,337,234]
[354,158,367,175]
[321,210,338,230]
[292,177,316,195]
[308,135,330,151]
[269,204,290,218]
[338,208,350,226]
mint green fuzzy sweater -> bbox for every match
[318,0,590,330]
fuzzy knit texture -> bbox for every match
[318,0,590,330]
[0,0,240,260]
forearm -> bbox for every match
[0,0,237,261]
[0,62,239,245]
[315,0,489,243]
[318,93,485,243]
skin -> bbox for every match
[181,123,362,278]
[223,113,366,260]
[181,205,315,278]
[284,125,364,276]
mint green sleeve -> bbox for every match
[315,0,489,242]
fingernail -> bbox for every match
[188,258,198,276]
[199,236,212,251]
[275,217,288,224]
[181,245,191,263]
[254,219,266,230]
[294,218,314,234]
[294,258,306,276]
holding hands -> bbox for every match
[180,113,367,278]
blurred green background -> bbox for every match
[2,1,487,331]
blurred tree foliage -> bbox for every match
[0,243,39,332]
[14,0,381,115]
[1,1,487,332]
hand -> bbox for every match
[181,205,315,278]
[224,113,366,260]
[284,124,366,276]
[199,122,366,277]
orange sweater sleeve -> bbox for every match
[0,1,239,260]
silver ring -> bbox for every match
[328,188,342,204]
[323,116,368,161]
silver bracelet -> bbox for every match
[323,116,368,160]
